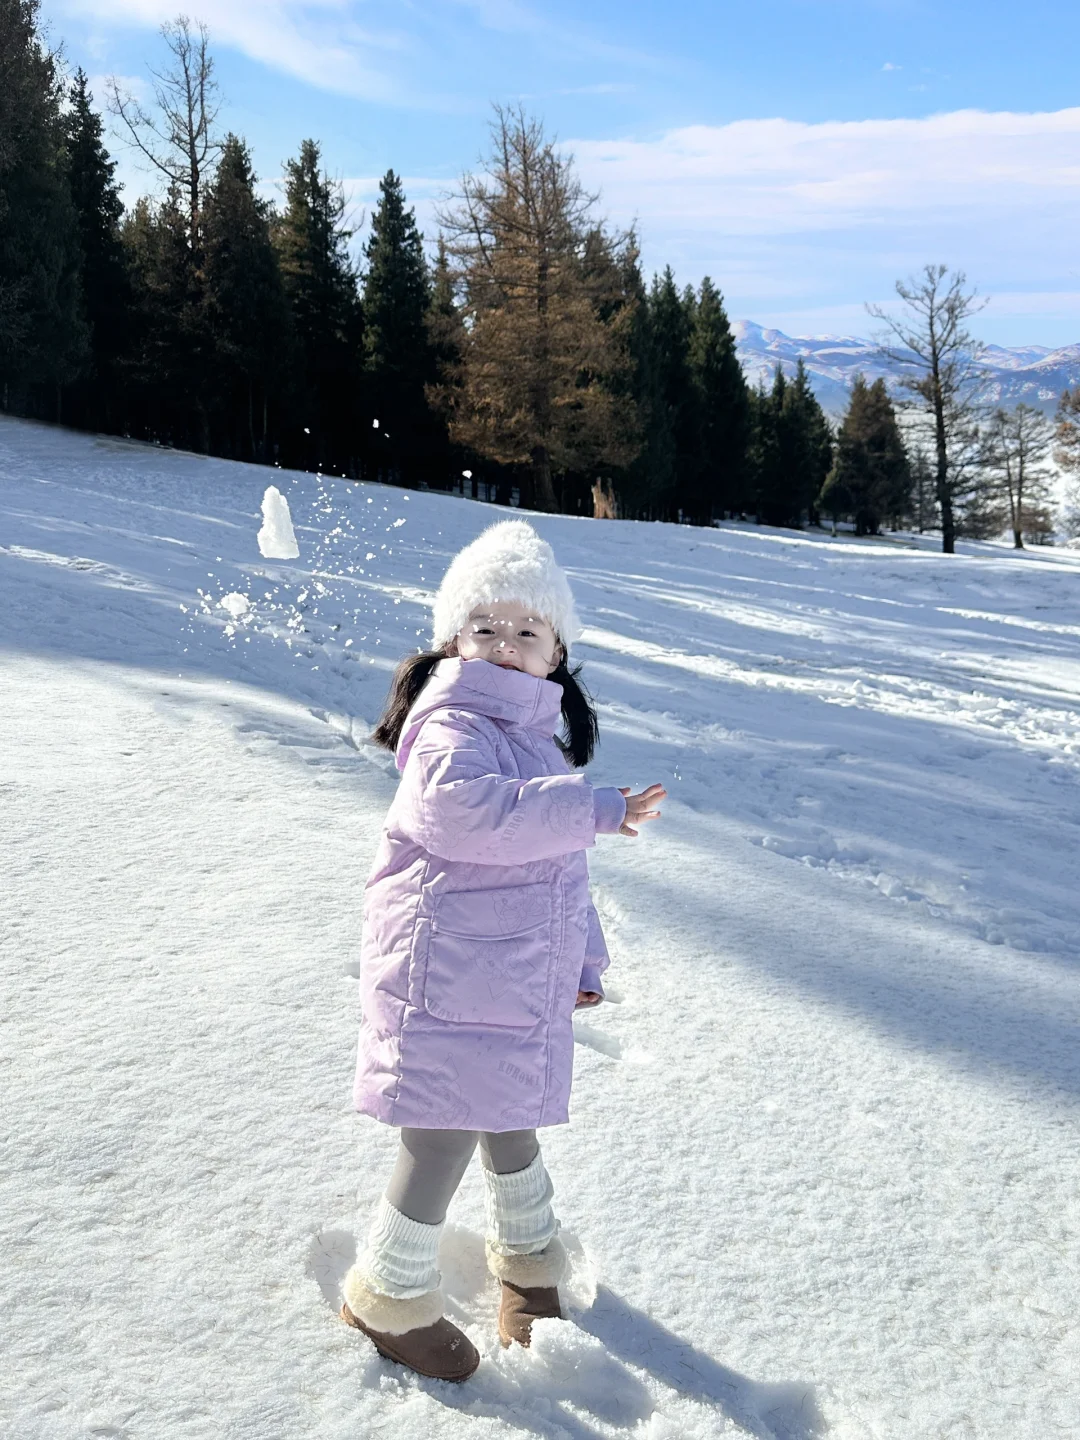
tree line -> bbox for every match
[3,2,1078,548]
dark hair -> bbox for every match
[371,647,599,768]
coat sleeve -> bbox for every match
[579,900,611,997]
[396,710,623,865]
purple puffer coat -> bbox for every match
[353,657,626,1132]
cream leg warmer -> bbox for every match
[342,1197,445,1334]
[483,1150,566,1286]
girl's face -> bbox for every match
[456,601,562,679]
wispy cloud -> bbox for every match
[58,0,410,102]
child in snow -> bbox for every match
[341,520,665,1381]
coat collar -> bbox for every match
[396,657,563,769]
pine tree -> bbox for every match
[783,359,832,525]
[123,185,217,449]
[63,68,131,429]
[202,134,291,460]
[750,367,790,525]
[274,138,361,473]
[0,0,87,415]
[819,376,910,535]
[685,276,750,523]
[362,169,436,485]
[643,267,693,520]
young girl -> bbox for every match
[341,520,665,1382]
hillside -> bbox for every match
[2,416,1080,1440]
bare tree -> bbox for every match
[869,265,988,553]
[434,104,636,512]
[981,404,1054,548]
[1054,387,1080,539]
[106,15,222,242]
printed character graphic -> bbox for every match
[540,789,591,840]
[493,888,549,935]
[472,939,541,1008]
[415,1055,472,1128]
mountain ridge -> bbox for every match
[732,320,1080,418]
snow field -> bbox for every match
[2,415,1080,1439]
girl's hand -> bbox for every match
[618,784,666,837]
[576,990,602,1008]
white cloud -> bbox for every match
[564,109,1080,345]
[570,109,1080,237]
[58,0,407,101]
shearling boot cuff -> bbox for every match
[485,1235,567,1288]
[341,1267,445,1336]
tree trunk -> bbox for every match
[1013,529,1023,549]
[934,395,954,553]
[530,445,558,512]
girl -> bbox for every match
[342,520,665,1382]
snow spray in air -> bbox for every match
[258,486,299,560]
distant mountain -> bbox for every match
[732,320,1080,419]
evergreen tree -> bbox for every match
[63,68,131,430]
[122,187,209,448]
[819,376,910,535]
[274,138,361,473]
[642,267,693,520]
[0,0,87,415]
[782,359,832,524]
[749,367,788,524]
[685,276,750,523]
[202,134,291,460]
[362,170,436,485]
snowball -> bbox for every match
[257,486,299,559]
[219,592,251,620]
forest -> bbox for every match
[3,0,1079,545]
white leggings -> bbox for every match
[385,1126,539,1226]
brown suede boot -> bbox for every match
[340,1270,479,1382]
[497,1280,562,1348]
[485,1236,567,1349]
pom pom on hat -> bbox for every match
[431,520,581,649]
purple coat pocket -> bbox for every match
[424,884,552,1028]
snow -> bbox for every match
[2,414,1080,1440]
[257,484,300,559]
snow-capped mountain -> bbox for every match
[733,319,1080,418]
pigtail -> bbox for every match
[371,648,451,753]
[551,655,599,768]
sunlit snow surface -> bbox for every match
[2,415,1079,1440]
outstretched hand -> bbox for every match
[618,783,666,837]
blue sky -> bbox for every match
[48,0,1080,347]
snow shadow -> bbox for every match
[579,1285,825,1440]
[307,1222,817,1439]
[618,837,1080,1103]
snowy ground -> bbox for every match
[2,415,1079,1440]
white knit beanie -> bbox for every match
[431,520,582,649]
